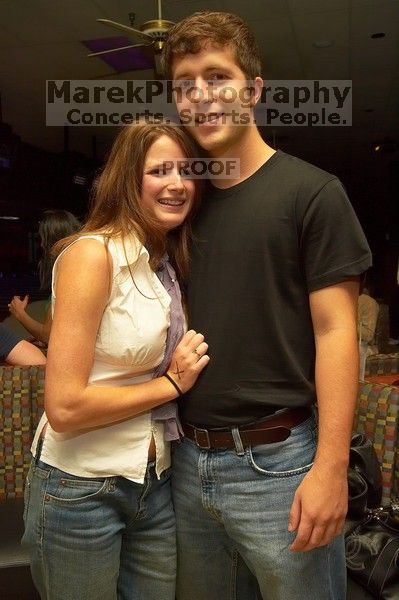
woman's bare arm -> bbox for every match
[45,238,209,433]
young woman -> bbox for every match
[8,209,81,343]
[22,122,209,600]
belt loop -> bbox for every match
[231,427,245,456]
[35,436,44,465]
[107,477,116,493]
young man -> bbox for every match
[163,11,371,599]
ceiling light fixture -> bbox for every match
[372,138,397,153]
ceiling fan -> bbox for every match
[88,0,174,76]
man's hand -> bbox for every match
[288,464,348,552]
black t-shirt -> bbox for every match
[0,323,21,360]
[181,150,372,427]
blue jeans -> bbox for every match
[172,415,346,600]
[22,458,176,600]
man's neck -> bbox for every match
[209,128,276,189]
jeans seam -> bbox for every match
[39,466,53,597]
[199,451,222,521]
[136,467,153,520]
[230,548,238,600]
[23,462,34,524]
[247,447,314,478]
[326,543,335,599]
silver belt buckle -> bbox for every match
[193,427,211,450]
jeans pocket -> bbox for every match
[45,468,108,505]
[246,417,316,478]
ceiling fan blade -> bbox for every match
[97,19,153,42]
[91,69,145,80]
[88,43,152,58]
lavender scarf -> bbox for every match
[151,255,185,441]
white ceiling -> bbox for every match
[0,0,398,163]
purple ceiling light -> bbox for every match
[82,37,154,72]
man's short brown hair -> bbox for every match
[162,11,262,80]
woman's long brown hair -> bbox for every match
[55,122,201,281]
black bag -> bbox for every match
[348,433,383,518]
[345,505,399,599]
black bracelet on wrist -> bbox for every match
[164,372,183,396]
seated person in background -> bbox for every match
[358,285,379,352]
[358,279,379,379]
[8,209,81,344]
[0,322,46,365]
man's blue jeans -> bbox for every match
[172,414,346,600]
[22,459,176,600]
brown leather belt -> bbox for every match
[182,406,312,450]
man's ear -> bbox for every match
[250,76,264,107]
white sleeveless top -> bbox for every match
[32,234,172,483]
